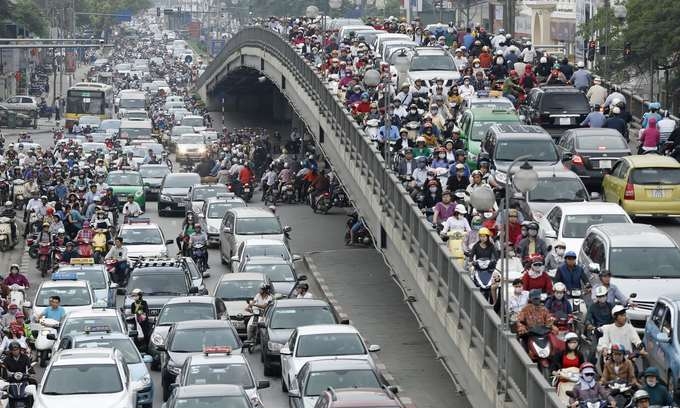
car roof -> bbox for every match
[173,320,232,329]
[297,324,359,335]
[491,124,550,137]
[242,256,291,266]
[273,298,332,308]
[165,296,215,305]
[230,207,277,217]
[219,272,267,282]
[537,86,584,94]
[304,358,375,371]
[468,107,519,120]
[175,384,245,398]
[119,222,161,231]
[52,347,119,365]
[533,167,580,178]
[243,239,287,247]
[551,202,629,215]
[588,223,675,247]
[188,353,248,366]
[329,388,400,406]
[205,196,242,205]
[565,128,624,137]
[139,164,170,169]
[131,266,185,274]
[65,308,120,318]
[413,47,448,55]
[624,154,680,168]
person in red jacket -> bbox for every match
[521,254,553,294]
[239,163,254,186]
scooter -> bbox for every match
[331,188,349,208]
[37,243,51,278]
[26,235,39,259]
[241,182,253,202]
[76,239,93,258]
[364,119,380,142]
[526,325,556,380]
[11,180,25,210]
[92,229,108,263]
[2,364,37,408]
[564,391,608,408]
[606,380,635,408]
[315,191,332,214]
[105,258,128,287]
[280,182,296,204]
[471,258,496,302]
[552,366,579,405]
[245,307,261,353]
[35,318,59,367]
[0,217,16,251]
[444,230,466,259]
[8,285,25,312]
[191,243,208,273]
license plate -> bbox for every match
[598,160,612,169]
[649,189,666,199]
[117,197,127,202]
[558,117,571,125]
[176,202,185,207]
[232,320,245,329]
[243,188,250,192]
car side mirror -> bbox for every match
[656,332,671,343]
[292,254,302,262]
[23,301,31,309]
[279,347,292,355]
[257,380,270,389]
[561,152,573,162]
[46,333,56,341]
[142,354,153,364]
[189,286,199,294]
[165,239,173,245]
[283,225,292,233]
[340,318,350,325]
[629,293,637,298]
[156,344,166,352]
[368,344,381,352]
[590,192,600,200]
[288,389,300,398]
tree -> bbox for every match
[4,0,48,37]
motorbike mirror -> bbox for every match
[125,316,136,324]
[629,293,637,298]
[165,239,173,245]
[292,254,302,262]
[283,225,292,233]
[128,330,139,338]
[202,272,211,279]
[230,255,239,262]
[46,333,56,341]
[142,354,153,364]
[189,286,199,294]
[297,275,307,281]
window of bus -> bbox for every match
[67,90,105,115]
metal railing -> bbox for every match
[196,27,564,408]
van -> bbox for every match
[219,207,292,265]
[119,119,153,141]
[578,223,680,332]
[117,90,148,117]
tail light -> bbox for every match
[624,179,635,200]
[572,155,584,166]
[324,192,331,197]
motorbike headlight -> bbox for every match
[134,190,143,197]
[494,171,507,184]
[267,341,283,352]
[177,147,187,154]
[151,333,164,346]
[537,349,549,359]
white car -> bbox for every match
[201,196,246,246]
[116,219,173,262]
[538,202,632,254]
[50,308,136,354]
[230,238,301,271]
[31,276,95,319]
[406,47,461,87]
[280,325,381,394]
[35,348,137,408]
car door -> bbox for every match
[282,330,298,387]
[541,206,562,243]
[603,160,625,202]
[647,301,670,373]
[220,212,234,258]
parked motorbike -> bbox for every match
[191,243,208,273]
[331,188,349,208]
[0,217,16,251]
[344,213,372,246]
[35,318,59,367]
[471,258,496,302]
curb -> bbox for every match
[303,253,416,408]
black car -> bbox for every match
[558,128,631,189]
[257,298,345,376]
[520,86,590,139]
[158,320,242,401]
[139,164,171,200]
[158,172,201,216]
[164,384,254,408]
[0,104,36,128]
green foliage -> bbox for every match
[76,0,153,31]
[6,0,48,37]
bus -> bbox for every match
[65,82,114,130]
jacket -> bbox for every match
[585,301,613,328]
[601,358,636,385]
[555,263,587,291]
[521,272,553,294]
[517,237,548,259]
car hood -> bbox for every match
[267,328,294,344]
[205,218,222,233]
[177,143,204,149]
[125,295,177,311]
[142,177,164,187]
[529,200,587,217]
[408,71,460,81]
[126,244,168,258]
[224,300,250,317]
[162,187,189,196]
[494,161,560,175]
[272,281,295,297]
[111,185,143,193]
[36,391,130,408]
[610,277,680,304]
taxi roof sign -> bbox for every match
[127,217,151,224]
[203,346,231,355]
[70,258,95,265]
[52,272,78,281]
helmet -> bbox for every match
[611,304,627,317]
[610,344,626,354]
[564,332,578,343]
[259,283,270,291]
[471,170,482,177]
[553,241,566,249]
[9,264,18,272]
[595,286,608,297]
[478,227,491,237]
[298,282,309,290]
[131,288,143,296]
[454,204,467,214]
[564,250,577,258]
[57,228,65,234]
[527,254,544,264]
[553,282,566,293]
[526,221,539,231]
[632,390,649,403]
[576,61,585,68]
[4,201,11,207]
[540,56,547,64]
[579,362,595,373]
[454,149,466,156]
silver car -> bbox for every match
[201,196,246,246]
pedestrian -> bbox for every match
[53,97,60,121]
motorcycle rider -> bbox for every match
[521,254,553,294]
[517,221,548,260]
[630,390,650,408]
[640,367,673,407]
[35,295,65,321]
[516,289,555,338]
[550,332,587,375]
[544,282,572,315]
[130,288,151,350]
[0,303,19,330]
[544,241,566,272]
[246,283,273,342]
[177,212,198,254]
[189,224,209,269]
[601,344,637,386]
[122,195,142,219]
[75,220,94,243]
[440,204,471,234]
[585,286,614,334]
[104,237,128,285]
[468,227,498,265]
[554,251,588,292]
[4,264,29,288]
[597,306,645,359]
[508,278,529,316]
[60,241,80,263]
[295,282,313,299]
[567,362,614,407]
[0,341,36,404]
[591,269,635,307]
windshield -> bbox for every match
[576,134,628,150]
[79,116,101,126]
[409,55,455,71]
[215,280,261,301]
[296,333,365,357]
[67,92,104,115]
[562,214,630,238]
[244,245,289,260]
[170,328,239,352]
[76,339,140,363]
[119,98,146,109]
[631,168,680,185]
[542,94,589,112]
[470,100,514,110]
[60,268,107,290]
[127,273,187,296]
[62,316,121,335]
[177,135,204,144]
[174,396,249,408]
[208,202,243,218]
[157,303,214,325]
[184,363,253,388]
[181,117,204,127]
[242,263,294,282]
[235,217,282,235]
[119,228,164,245]
[139,166,170,178]
[193,187,228,201]
[494,140,559,162]
[527,178,588,202]
[36,287,90,307]
[107,172,142,186]
[609,247,680,278]
[120,127,151,138]
[164,175,200,188]
[270,307,336,330]
[99,120,120,131]
[471,120,516,141]
[305,369,380,396]
[42,365,122,395]
[172,126,194,136]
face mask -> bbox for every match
[131,295,139,301]
[425,129,432,134]
[555,248,565,256]
[646,377,657,387]
[554,292,564,300]
[430,109,438,114]
[528,229,538,237]
[418,163,426,169]
[438,153,446,159]
[429,187,437,193]
[496,57,504,65]
[464,80,470,85]
[474,63,480,68]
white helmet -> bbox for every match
[57,228,65,234]
[455,204,467,215]
[611,304,627,317]
[612,106,621,114]
[553,282,566,292]
[564,332,578,342]
[4,201,11,207]
[131,288,143,296]
[632,390,649,403]
[540,56,547,64]
[577,61,585,68]
[595,285,608,297]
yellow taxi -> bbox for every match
[602,154,680,217]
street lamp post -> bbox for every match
[363,69,393,168]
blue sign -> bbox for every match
[114,9,132,22]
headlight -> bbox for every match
[250,397,264,408]
[134,190,142,197]
[495,171,507,184]
[151,333,164,346]
[160,194,170,201]
[197,146,206,153]
[537,349,549,359]
[133,374,152,390]
[267,341,283,352]
[40,330,51,336]
[207,225,218,233]
[177,147,187,154]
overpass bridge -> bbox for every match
[195,26,569,408]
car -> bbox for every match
[458,107,522,169]
[280,325,381,393]
[602,154,680,217]
[213,272,271,338]
[0,104,35,128]
[231,238,301,271]
[168,108,191,125]
[202,196,247,246]
[99,119,121,134]
[579,223,680,331]
[56,258,116,307]
[558,128,631,188]
[163,384,256,408]
[538,202,632,254]
[119,119,153,141]
[169,125,194,150]
[122,144,161,167]
[175,347,270,406]
[148,296,227,370]
[180,115,206,132]
[175,133,207,164]
[122,260,199,322]
[36,348,138,408]
[520,86,591,139]
[644,296,680,401]
[258,299,344,376]
[461,91,516,112]
[201,130,219,143]
[220,207,292,265]
[81,142,109,158]
[106,170,146,211]
[290,359,398,408]
[88,132,110,143]
[313,387,403,408]
[139,164,171,199]
[50,308,137,355]
[186,184,232,214]
[238,256,304,296]
[159,172,201,215]
[32,274,95,318]
[158,320,242,400]
[1,95,39,116]
[116,218,173,261]
[406,47,460,88]
[524,167,592,219]
[78,115,102,129]
[122,109,148,121]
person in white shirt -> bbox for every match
[519,42,537,64]
[658,111,676,142]
[24,191,43,215]
[122,195,142,218]
[508,278,529,315]
[458,77,475,99]
[597,305,645,357]
[246,284,274,341]
[295,282,313,299]
[441,204,472,233]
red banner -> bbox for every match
[65,51,76,73]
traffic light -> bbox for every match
[156,7,160,17]
[624,41,632,58]
[587,40,596,62]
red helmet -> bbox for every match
[46,207,54,216]
[524,254,544,264]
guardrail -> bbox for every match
[197,26,564,408]
[603,79,679,124]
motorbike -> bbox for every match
[37,243,51,278]
[344,213,372,246]
[92,229,109,263]
[104,258,129,287]
[0,179,10,204]
[331,188,350,208]
[8,285,26,313]
[280,182,296,204]
[2,365,37,408]
[26,235,39,259]
[0,217,16,251]
[364,119,380,142]
[444,230,466,259]
[606,380,635,408]
[564,391,609,408]
[50,245,66,266]
[191,243,208,273]
[315,191,332,214]
[263,186,278,206]
[245,307,261,353]
[405,121,420,141]
[241,182,253,202]
[11,180,25,210]
[35,318,59,367]
[552,366,579,405]
[471,258,496,302]
[76,239,93,258]
[526,325,558,380]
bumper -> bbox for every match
[136,385,154,405]
[627,308,651,333]
[158,199,186,213]
[176,153,204,163]
[621,200,680,217]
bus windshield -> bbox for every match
[67,90,105,115]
